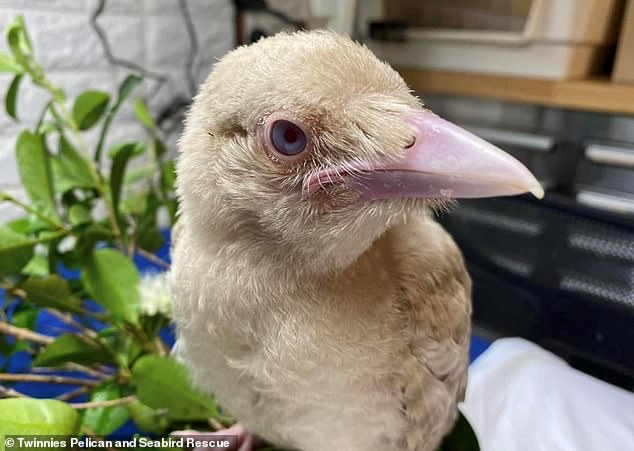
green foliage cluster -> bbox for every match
[0,17,229,440]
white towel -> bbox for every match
[462,338,634,451]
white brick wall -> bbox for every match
[0,0,234,221]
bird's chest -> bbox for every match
[172,222,470,450]
[173,221,469,378]
[172,245,404,390]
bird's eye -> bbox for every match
[270,120,307,156]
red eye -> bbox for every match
[270,120,307,156]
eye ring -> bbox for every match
[261,114,312,164]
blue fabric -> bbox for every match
[469,334,492,362]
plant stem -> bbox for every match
[0,385,28,398]
[0,191,68,231]
[0,373,100,386]
[1,286,110,324]
[55,385,90,401]
[89,167,125,251]
[136,247,170,269]
[153,336,168,356]
[94,108,114,166]
[71,394,136,410]
[33,363,110,380]
[66,363,111,379]
[44,308,98,339]
[0,321,53,345]
[126,324,157,355]
[78,307,110,322]
[208,418,223,431]
[35,100,52,131]
[126,224,136,257]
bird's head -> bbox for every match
[177,31,542,272]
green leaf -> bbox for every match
[33,333,112,367]
[0,51,24,74]
[5,73,22,120]
[52,135,95,192]
[96,327,142,369]
[108,142,145,216]
[2,217,64,239]
[117,75,143,103]
[0,398,79,438]
[133,98,155,129]
[6,16,32,54]
[160,160,177,223]
[72,90,110,130]
[108,141,146,160]
[127,399,168,433]
[135,192,163,252]
[5,16,33,70]
[121,192,148,216]
[137,227,164,253]
[154,137,167,158]
[15,130,59,222]
[37,121,60,135]
[39,230,65,241]
[81,381,131,436]
[439,412,480,451]
[132,355,219,420]
[161,160,176,192]
[19,275,83,313]
[68,203,92,226]
[94,75,142,164]
[124,167,154,187]
[81,248,140,324]
[11,306,38,331]
[73,224,113,260]
[21,253,49,276]
[0,226,35,277]
[5,217,30,234]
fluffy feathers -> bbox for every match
[169,31,518,451]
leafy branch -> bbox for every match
[0,15,226,441]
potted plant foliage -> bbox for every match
[0,16,232,439]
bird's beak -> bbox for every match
[303,110,544,203]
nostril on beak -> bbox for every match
[405,136,416,149]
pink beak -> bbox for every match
[303,110,544,202]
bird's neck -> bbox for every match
[191,218,391,283]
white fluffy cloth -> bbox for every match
[462,338,634,451]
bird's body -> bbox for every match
[171,31,541,451]
[172,215,470,451]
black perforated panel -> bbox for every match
[439,194,634,389]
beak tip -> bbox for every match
[529,183,545,199]
[531,187,544,199]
